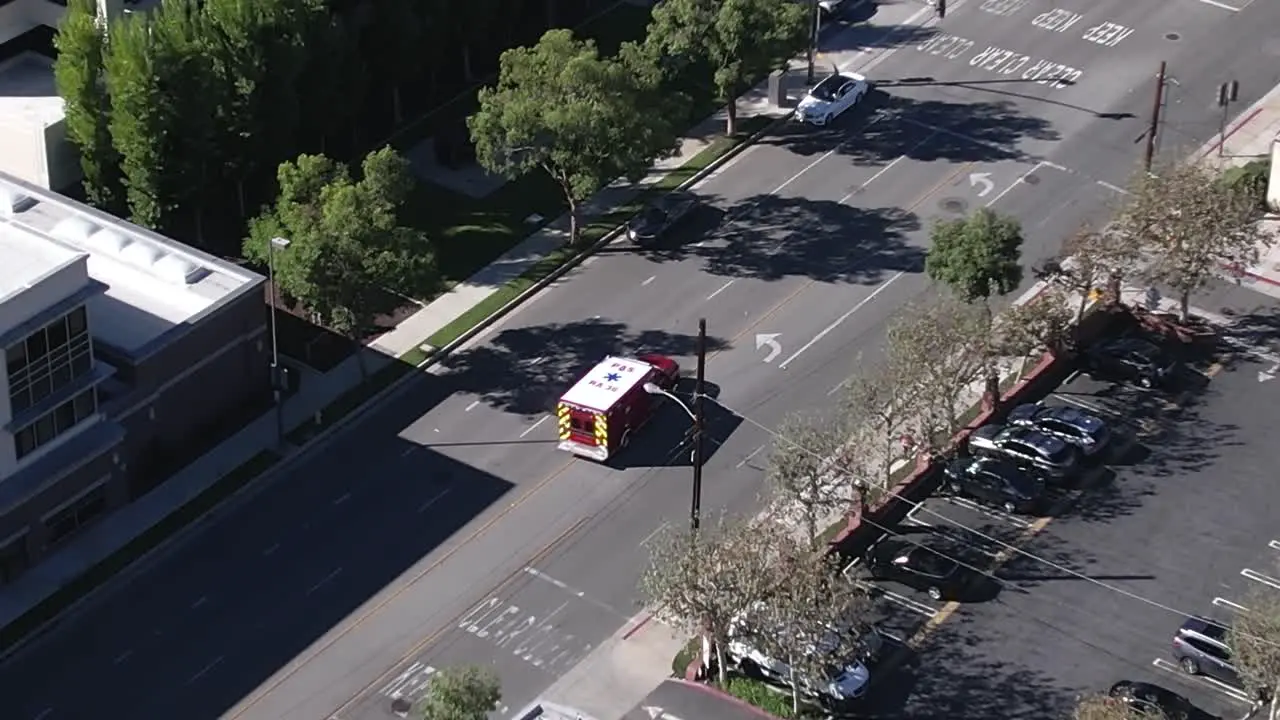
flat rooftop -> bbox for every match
[0,220,80,303]
[0,53,62,131]
[0,172,261,355]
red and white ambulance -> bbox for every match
[555,354,681,461]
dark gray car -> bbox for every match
[1007,403,1111,457]
[626,191,698,245]
[967,424,1079,479]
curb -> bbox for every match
[0,108,788,666]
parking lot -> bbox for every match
[846,288,1280,719]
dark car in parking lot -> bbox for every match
[1006,403,1111,458]
[864,538,968,601]
[626,191,698,245]
[1173,616,1241,687]
[944,456,1046,514]
[1085,337,1177,388]
[1108,680,1196,719]
[967,424,1079,479]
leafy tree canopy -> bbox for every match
[926,208,1025,304]
[469,29,681,244]
[418,665,502,720]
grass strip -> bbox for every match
[0,450,282,652]
[722,676,823,719]
[672,636,701,676]
[425,115,773,350]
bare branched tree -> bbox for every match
[736,534,872,715]
[886,299,988,447]
[767,414,847,551]
[639,514,784,688]
[994,287,1075,361]
[842,369,917,490]
[1115,161,1265,320]
[1230,588,1280,719]
[1035,224,1142,319]
[1072,693,1154,720]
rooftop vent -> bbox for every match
[0,188,35,218]
[154,253,207,285]
[52,216,98,244]
[119,240,164,267]
[87,228,128,255]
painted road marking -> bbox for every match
[1213,597,1250,614]
[307,568,343,596]
[1191,0,1242,11]
[456,596,590,670]
[918,33,1084,90]
[940,496,1034,528]
[1269,540,1280,552]
[1151,658,1253,704]
[1242,569,1280,591]
[979,0,1030,16]
[845,572,940,618]
[736,444,765,468]
[190,596,208,610]
[524,567,628,617]
[777,274,904,369]
[263,542,279,556]
[417,489,451,514]
[32,709,52,720]
[904,503,933,526]
[1081,21,1135,47]
[642,276,655,287]
[465,400,480,412]
[1031,8,1083,34]
[333,492,350,506]
[985,162,1049,207]
[381,661,437,700]
[520,416,549,438]
[836,154,909,204]
[640,521,669,548]
[186,655,224,685]
[706,280,734,301]
[113,649,133,665]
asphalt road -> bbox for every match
[858,281,1280,720]
[6,1,1280,719]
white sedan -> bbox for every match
[795,72,870,126]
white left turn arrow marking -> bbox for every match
[969,172,994,197]
[755,333,782,363]
[1259,362,1279,383]
[644,707,685,720]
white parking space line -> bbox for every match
[1242,569,1280,591]
[706,279,734,301]
[1151,658,1253,705]
[846,574,939,618]
[1270,540,1280,552]
[777,273,904,369]
[1050,393,1123,419]
[1191,0,1242,11]
[940,496,1034,528]
[904,503,933,526]
[1213,597,1251,614]
[520,416,549,438]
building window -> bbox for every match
[13,387,98,461]
[7,306,93,414]
[45,485,108,548]
[0,534,28,586]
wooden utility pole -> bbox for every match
[1144,61,1167,172]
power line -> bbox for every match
[712,395,1280,651]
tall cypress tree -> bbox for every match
[104,13,168,229]
[53,0,121,209]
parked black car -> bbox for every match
[1006,403,1111,458]
[943,456,1046,514]
[626,191,699,245]
[1085,337,1177,388]
[864,538,966,601]
[967,424,1079,479]
[1172,616,1241,687]
[1108,680,1196,719]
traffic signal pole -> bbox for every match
[1144,61,1167,172]
[691,318,706,532]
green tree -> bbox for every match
[53,0,121,211]
[1116,162,1265,320]
[646,0,807,135]
[926,208,1025,406]
[1220,158,1273,215]
[244,149,437,376]
[1229,589,1280,720]
[469,30,681,245]
[104,12,169,229]
[362,0,425,124]
[417,665,502,720]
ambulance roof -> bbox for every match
[560,356,654,412]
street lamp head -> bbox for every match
[642,382,662,395]
[270,236,291,250]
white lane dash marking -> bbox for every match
[986,162,1043,207]
[520,416,549,438]
[263,542,279,556]
[827,378,850,396]
[1191,0,1239,11]
[32,709,53,720]
[706,280,735,300]
[190,596,207,610]
[640,522,670,548]
[307,567,344,596]
[401,447,415,457]
[778,273,904,369]
[528,356,547,365]
[113,649,133,665]
[332,492,351,506]
[838,155,906,204]
[1097,180,1129,195]
[642,276,656,286]
[736,445,765,468]
[1270,540,1280,551]
[465,400,480,412]
[186,656,224,685]
[1042,160,1068,171]
[523,567,626,617]
[417,489,452,514]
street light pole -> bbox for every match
[691,318,707,533]
[267,236,291,444]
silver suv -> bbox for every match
[1173,616,1240,687]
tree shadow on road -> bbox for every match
[763,92,1060,162]
[438,319,729,416]
[647,193,923,283]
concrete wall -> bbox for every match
[0,119,47,191]
[0,256,87,337]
